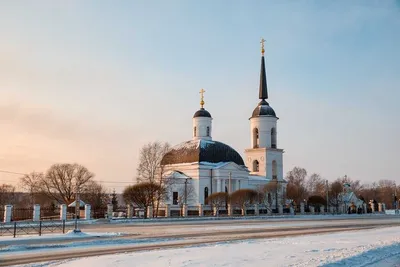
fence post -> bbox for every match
[33,204,41,222]
[62,220,65,234]
[164,204,170,218]
[60,204,67,221]
[182,204,188,217]
[13,222,16,238]
[84,204,91,220]
[39,221,42,236]
[107,204,113,219]
[5,205,12,223]
[198,204,203,217]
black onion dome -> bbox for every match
[251,99,277,118]
[161,139,245,166]
[193,108,212,118]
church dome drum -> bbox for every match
[161,139,245,166]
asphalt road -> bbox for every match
[1,216,399,266]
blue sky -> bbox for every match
[0,1,399,191]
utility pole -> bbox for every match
[74,180,81,233]
[326,180,329,214]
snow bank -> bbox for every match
[17,226,400,267]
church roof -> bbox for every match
[251,99,277,118]
[193,108,212,118]
[161,139,245,166]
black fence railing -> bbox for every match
[0,220,73,237]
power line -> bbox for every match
[0,169,27,176]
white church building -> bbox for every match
[161,42,286,207]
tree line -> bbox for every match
[285,166,399,210]
[0,163,114,210]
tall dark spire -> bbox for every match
[259,38,268,100]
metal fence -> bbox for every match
[0,220,73,237]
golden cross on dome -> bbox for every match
[260,38,265,56]
[199,88,205,108]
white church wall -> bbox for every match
[244,148,267,175]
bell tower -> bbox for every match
[244,39,284,182]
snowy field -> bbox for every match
[18,226,400,267]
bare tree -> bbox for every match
[136,141,170,215]
[230,189,258,212]
[286,167,308,206]
[38,163,95,204]
[360,182,380,203]
[81,181,109,210]
[177,183,197,207]
[0,184,16,206]
[258,180,282,210]
[329,179,343,211]
[206,192,228,215]
[306,173,326,197]
[19,172,44,206]
[136,142,170,183]
[122,182,164,218]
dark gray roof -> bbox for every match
[259,56,268,100]
[161,139,245,166]
[193,108,212,118]
[251,99,277,118]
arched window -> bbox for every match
[204,187,209,204]
[271,128,277,148]
[253,160,259,172]
[225,186,228,193]
[194,127,197,137]
[253,128,259,148]
[206,126,210,136]
[272,160,277,180]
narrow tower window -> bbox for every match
[253,128,259,148]
[206,126,210,136]
[194,127,197,137]
[272,160,277,180]
[204,187,209,204]
[271,128,277,148]
[253,160,259,172]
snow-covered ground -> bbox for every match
[18,226,400,267]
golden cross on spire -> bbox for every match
[199,88,205,108]
[260,38,265,56]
